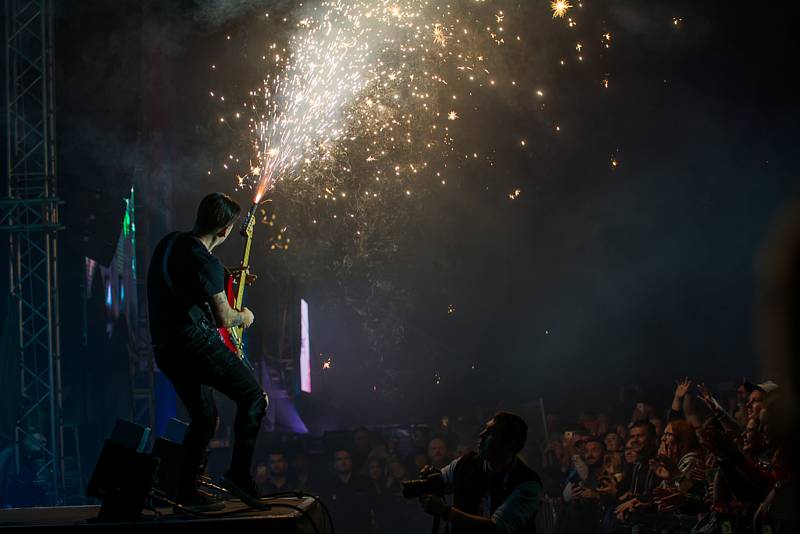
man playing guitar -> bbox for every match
[147,192,268,511]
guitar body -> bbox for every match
[218,273,238,353]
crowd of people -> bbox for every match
[239,376,793,534]
[249,426,448,533]
[538,378,792,534]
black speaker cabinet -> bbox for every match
[151,437,184,499]
[86,439,160,522]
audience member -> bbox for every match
[322,448,371,534]
[262,451,294,493]
[292,450,315,494]
[352,427,372,474]
[427,437,451,469]
[557,437,606,534]
[614,420,658,521]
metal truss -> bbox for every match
[2,0,63,502]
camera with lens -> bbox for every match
[401,470,445,499]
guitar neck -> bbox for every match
[229,202,258,353]
[234,233,253,309]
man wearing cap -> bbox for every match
[695,380,778,436]
[743,380,779,421]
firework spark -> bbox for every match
[551,0,572,19]
[433,23,449,46]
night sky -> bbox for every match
[2,0,798,431]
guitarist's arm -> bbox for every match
[210,291,254,328]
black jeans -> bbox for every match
[155,330,268,495]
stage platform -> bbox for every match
[0,497,325,533]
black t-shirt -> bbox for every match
[147,232,225,345]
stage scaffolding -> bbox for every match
[1,0,64,501]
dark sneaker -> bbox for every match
[175,489,226,513]
[221,473,270,510]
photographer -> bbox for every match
[415,412,541,534]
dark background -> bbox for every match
[2,0,799,441]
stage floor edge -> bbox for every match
[0,497,324,533]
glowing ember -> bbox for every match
[433,23,449,47]
[551,0,572,19]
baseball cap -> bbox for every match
[743,380,779,394]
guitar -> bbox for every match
[219,203,258,360]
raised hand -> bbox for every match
[674,377,692,399]
[695,383,716,411]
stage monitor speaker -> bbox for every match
[86,439,159,522]
[151,437,184,499]
[109,418,150,453]
[164,417,188,444]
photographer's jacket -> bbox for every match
[442,452,542,534]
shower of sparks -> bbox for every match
[206,0,623,245]
[551,0,572,19]
[234,0,540,205]
[250,1,383,201]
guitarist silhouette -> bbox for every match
[147,193,268,511]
